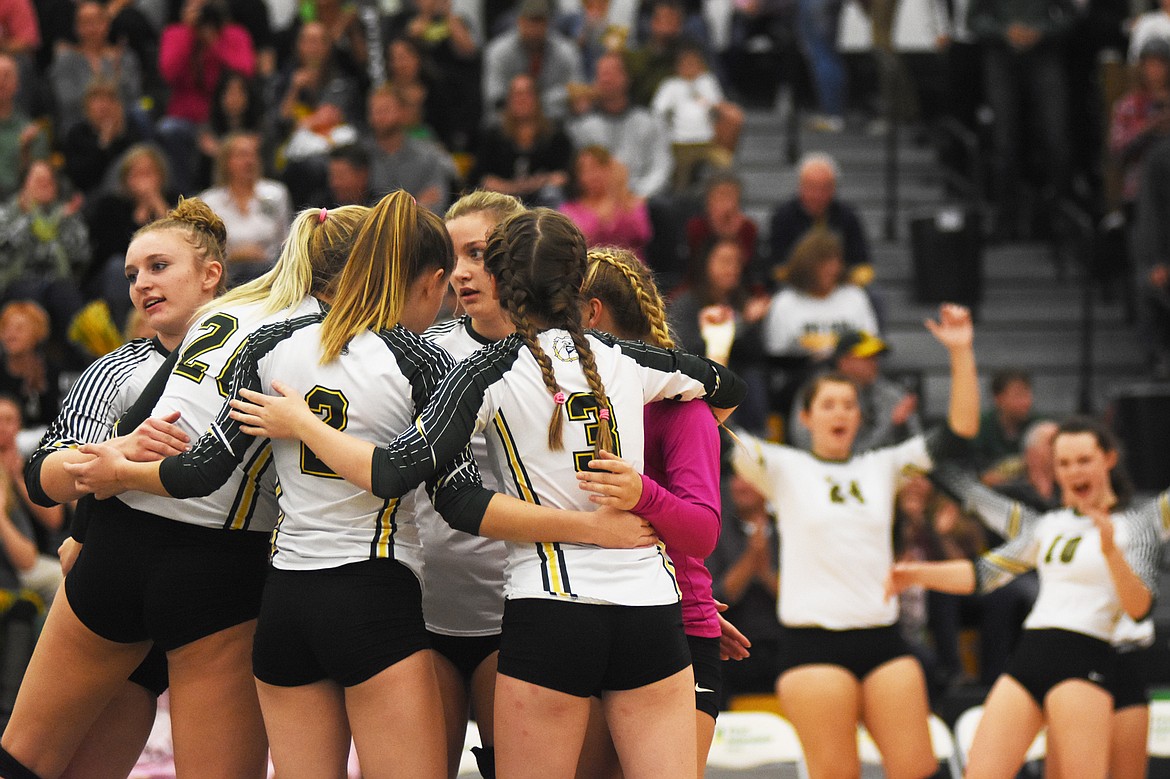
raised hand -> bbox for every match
[924,303,973,352]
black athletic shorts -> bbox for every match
[777,624,913,681]
[252,558,430,688]
[1004,628,1116,707]
[1109,645,1153,711]
[497,598,691,698]
[128,645,169,697]
[428,631,501,683]
[65,497,270,651]
[688,634,722,720]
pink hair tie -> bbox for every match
[598,408,610,421]
[553,392,567,405]
[318,207,328,223]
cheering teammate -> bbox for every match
[892,420,1163,779]
[730,304,979,779]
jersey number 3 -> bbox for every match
[300,386,349,478]
[566,392,620,472]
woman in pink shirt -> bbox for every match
[577,245,746,778]
[560,147,652,262]
[157,0,255,194]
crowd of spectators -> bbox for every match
[2,0,1169,720]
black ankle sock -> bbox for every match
[470,744,496,779]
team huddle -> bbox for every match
[0,189,1159,779]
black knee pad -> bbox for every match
[471,745,495,779]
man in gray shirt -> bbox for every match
[482,0,583,120]
[567,51,673,199]
[363,85,454,212]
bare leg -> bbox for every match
[1110,705,1150,779]
[1,585,149,779]
[346,650,446,779]
[256,678,350,779]
[778,666,861,779]
[60,681,158,779]
[495,674,592,779]
[431,651,470,779]
[575,697,623,779]
[695,710,716,778]
[469,650,499,749]
[860,657,936,779]
[1044,680,1111,779]
[167,620,268,778]
[604,666,696,779]
[965,675,1044,779]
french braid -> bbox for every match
[584,247,675,348]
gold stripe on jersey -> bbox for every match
[270,482,284,559]
[492,411,539,505]
[984,551,1031,576]
[225,443,274,531]
[372,498,400,559]
[1159,493,1170,533]
[536,542,575,598]
[655,540,681,599]
[1007,504,1023,539]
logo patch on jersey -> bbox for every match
[552,335,579,363]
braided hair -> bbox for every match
[583,246,675,349]
[485,209,614,454]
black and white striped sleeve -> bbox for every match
[25,340,158,507]
[370,337,523,533]
[590,331,747,409]
[974,520,1042,594]
[930,463,1039,540]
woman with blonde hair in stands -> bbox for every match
[576,246,749,778]
[207,208,745,778]
[1,199,370,779]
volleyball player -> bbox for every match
[220,208,746,778]
[421,190,525,779]
[923,449,1165,779]
[19,199,222,778]
[729,303,979,779]
[575,246,726,777]
[3,202,370,779]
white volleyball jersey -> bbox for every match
[936,466,1168,646]
[418,316,508,636]
[370,329,743,607]
[119,299,319,532]
[161,311,459,575]
[732,432,933,629]
[976,505,1162,642]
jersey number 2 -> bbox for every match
[173,313,240,397]
[300,386,349,478]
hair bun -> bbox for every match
[170,197,228,252]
